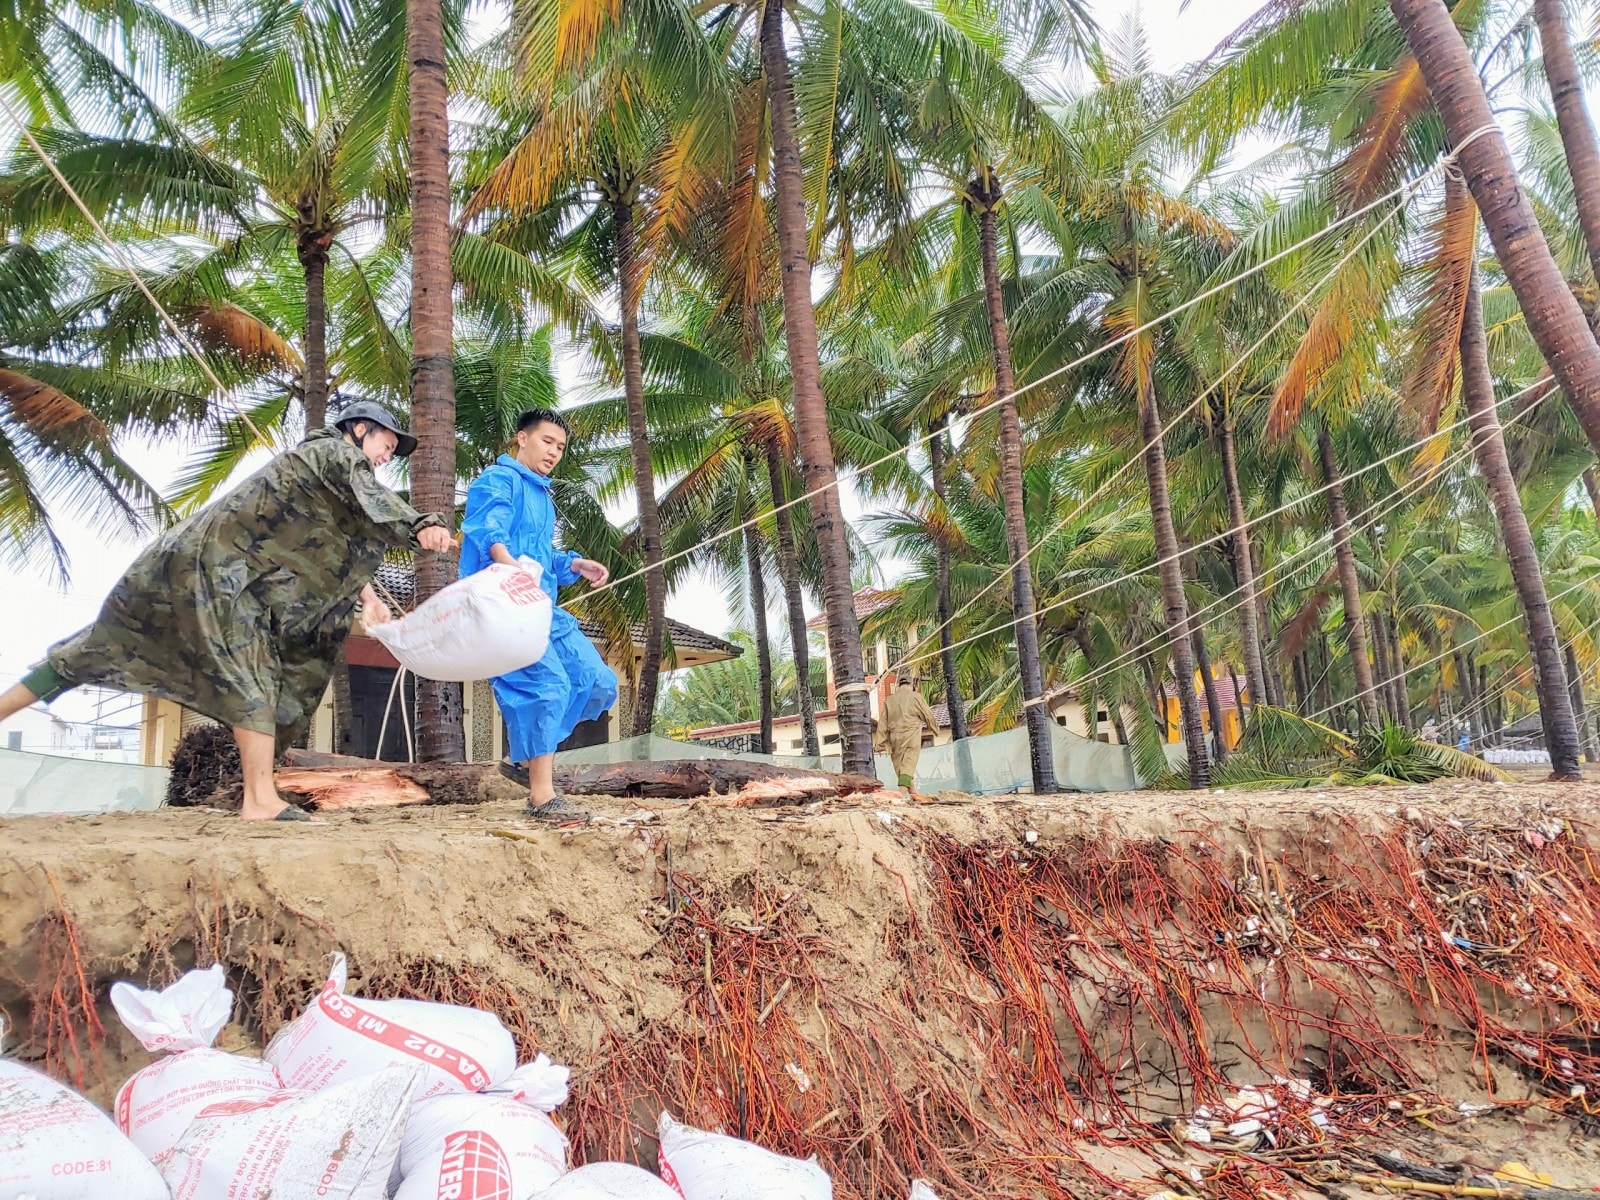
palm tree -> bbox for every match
[407,0,463,760]
[1388,0,1600,460]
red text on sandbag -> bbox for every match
[498,573,545,606]
[316,983,492,1090]
[432,1130,513,1200]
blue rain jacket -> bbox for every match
[461,455,619,761]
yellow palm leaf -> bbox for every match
[1403,175,1478,429]
[1335,54,1431,207]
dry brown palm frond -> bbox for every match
[711,79,775,334]
[183,303,301,369]
[1278,569,1336,658]
[0,369,110,440]
[1269,268,1383,437]
[1334,54,1431,208]
[1402,176,1477,431]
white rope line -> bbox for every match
[1307,574,1598,725]
[0,92,270,446]
[574,129,1494,608]
[1021,383,1560,716]
[901,373,1562,672]
[860,190,1415,696]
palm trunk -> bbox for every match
[613,197,667,736]
[972,175,1056,792]
[1191,623,1228,763]
[1454,650,1478,741]
[764,441,819,756]
[1387,610,1409,727]
[745,518,774,755]
[1140,379,1210,787]
[298,239,330,430]
[1370,613,1397,726]
[407,0,463,761]
[1318,422,1382,729]
[1219,419,1267,716]
[332,641,354,754]
[1390,0,1600,457]
[1566,643,1595,763]
[760,0,870,773]
[1583,468,1600,525]
[1252,542,1285,706]
[929,415,968,741]
[1460,257,1583,777]
[1533,0,1600,291]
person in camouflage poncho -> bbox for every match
[0,404,453,821]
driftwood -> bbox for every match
[270,750,882,811]
[1361,1152,1591,1200]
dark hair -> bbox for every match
[517,408,570,436]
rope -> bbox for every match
[1017,385,1555,720]
[876,188,1414,693]
[1307,573,1597,725]
[573,132,1482,608]
[0,93,270,446]
[898,376,1562,672]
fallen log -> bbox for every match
[269,751,881,810]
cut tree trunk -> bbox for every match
[1390,0,1600,457]
[929,414,968,741]
[1220,419,1267,718]
[1461,256,1583,777]
[407,0,463,761]
[764,441,819,756]
[745,516,775,754]
[972,175,1056,793]
[614,197,666,736]
[1318,422,1382,728]
[281,750,880,807]
[1140,379,1210,787]
[297,235,330,430]
[760,0,870,772]
[1534,0,1600,291]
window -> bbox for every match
[823,734,841,746]
[1055,715,1068,726]
[1096,710,1108,721]
[789,740,804,750]
[5,731,19,751]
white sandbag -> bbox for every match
[656,1112,831,1200]
[393,1055,572,1199]
[370,560,551,682]
[159,1066,416,1200]
[909,1185,939,1200]
[266,954,516,1098]
[0,1053,170,1200]
[531,1163,681,1200]
[111,965,281,1160]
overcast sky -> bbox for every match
[0,0,1271,722]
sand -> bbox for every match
[4,779,1600,1198]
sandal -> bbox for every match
[498,757,531,788]
[272,805,322,823]
[525,795,591,823]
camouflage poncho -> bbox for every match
[44,428,446,745]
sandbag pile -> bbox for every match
[2,961,922,1200]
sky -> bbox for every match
[0,0,1267,724]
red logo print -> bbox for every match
[432,1130,513,1200]
[498,571,546,607]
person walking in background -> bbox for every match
[461,408,618,822]
[875,673,941,799]
[0,402,452,821]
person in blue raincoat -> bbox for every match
[461,408,619,820]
